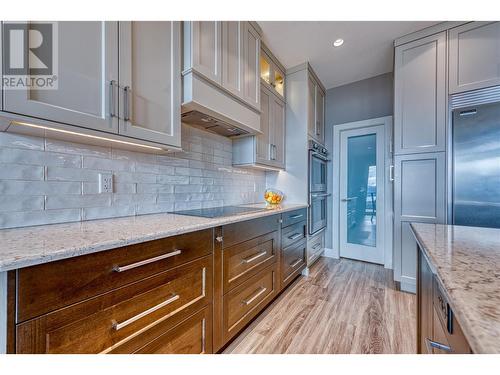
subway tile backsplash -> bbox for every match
[0,124,266,229]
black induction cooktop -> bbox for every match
[173,205,266,218]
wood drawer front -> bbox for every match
[282,208,307,228]
[134,306,212,354]
[222,214,279,248]
[17,229,213,322]
[281,221,306,249]
[223,231,278,293]
[223,263,277,343]
[16,256,212,354]
[282,239,306,287]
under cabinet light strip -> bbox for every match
[9,121,165,151]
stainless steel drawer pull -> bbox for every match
[290,214,303,219]
[242,251,267,264]
[113,250,182,273]
[242,287,267,306]
[112,293,179,331]
[290,258,303,268]
[312,243,322,250]
[425,338,452,353]
[288,233,302,240]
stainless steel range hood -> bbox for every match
[181,110,250,137]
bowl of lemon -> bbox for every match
[264,189,284,207]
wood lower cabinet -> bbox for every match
[9,211,308,354]
[223,230,278,293]
[417,245,472,354]
[222,263,278,343]
[281,240,306,289]
[17,228,213,322]
[16,256,212,354]
[134,306,212,354]
[280,209,307,290]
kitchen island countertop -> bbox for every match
[411,223,500,354]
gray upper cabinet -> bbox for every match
[307,71,325,145]
[118,21,181,148]
[232,42,285,171]
[221,21,244,99]
[315,85,325,143]
[393,152,446,293]
[255,86,271,163]
[184,21,222,85]
[260,43,285,99]
[449,22,500,94]
[394,31,446,155]
[271,92,285,166]
[242,22,260,111]
[2,21,119,134]
[233,84,285,170]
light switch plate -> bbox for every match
[98,173,113,194]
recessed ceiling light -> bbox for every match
[333,38,344,47]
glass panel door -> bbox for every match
[260,52,271,85]
[346,134,377,247]
[339,125,385,264]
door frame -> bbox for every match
[332,116,393,269]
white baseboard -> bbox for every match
[400,276,416,294]
[322,247,339,259]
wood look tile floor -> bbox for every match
[223,257,416,354]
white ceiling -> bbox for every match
[258,21,440,89]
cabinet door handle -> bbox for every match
[389,165,394,182]
[289,214,303,219]
[242,287,267,306]
[112,293,179,331]
[112,250,182,273]
[289,258,303,268]
[269,144,274,160]
[288,233,302,240]
[242,250,267,264]
[109,80,116,118]
[123,86,131,122]
[425,338,452,353]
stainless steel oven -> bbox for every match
[309,141,329,235]
[309,142,328,193]
[309,192,328,234]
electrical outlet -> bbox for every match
[99,173,113,193]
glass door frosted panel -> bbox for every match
[346,134,377,247]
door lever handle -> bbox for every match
[341,197,355,202]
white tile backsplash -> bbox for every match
[0,124,266,229]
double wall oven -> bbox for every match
[309,141,329,235]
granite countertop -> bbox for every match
[0,203,307,272]
[410,223,500,354]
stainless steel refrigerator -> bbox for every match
[452,101,500,228]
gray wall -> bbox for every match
[325,72,393,249]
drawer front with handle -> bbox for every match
[282,208,307,228]
[281,220,306,249]
[282,239,306,288]
[307,232,324,264]
[223,231,278,293]
[16,256,212,354]
[222,214,279,248]
[222,263,277,343]
[133,306,212,354]
[17,229,213,322]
